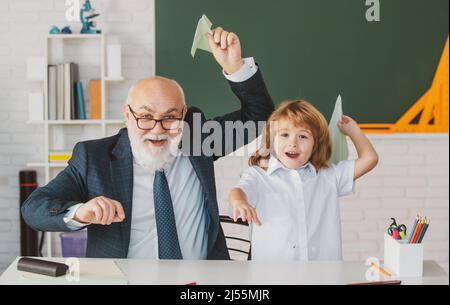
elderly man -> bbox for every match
[22,27,274,260]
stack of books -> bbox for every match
[47,63,102,121]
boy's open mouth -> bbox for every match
[285,152,300,159]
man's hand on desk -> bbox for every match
[73,196,125,225]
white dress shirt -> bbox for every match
[233,155,355,261]
[64,58,259,258]
[127,152,208,259]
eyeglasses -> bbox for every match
[127,104,185,131]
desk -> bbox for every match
[0,257,448,285]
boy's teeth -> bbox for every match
[286,152,299,158]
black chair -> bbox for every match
[219,215,251,260]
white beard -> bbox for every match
[128,129,183,174]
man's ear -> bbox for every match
[182,105,188,120]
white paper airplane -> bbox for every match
[191,14,213,58]
[329,95,349,164]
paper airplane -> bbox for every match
[328,95,349,164]
[191,14,213,58]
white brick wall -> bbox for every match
[0,0,155,273]
[215,135,449,272]
[0,0,448,277]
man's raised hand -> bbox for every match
[206,27,244,75]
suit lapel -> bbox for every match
[188,155,219,254]
[110,128,134,258]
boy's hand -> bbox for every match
[231,200,262,226]
[206,27,244,75]
[338,115,361,137]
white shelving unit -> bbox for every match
[27,33,125,257]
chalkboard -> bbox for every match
[156,0,449,123]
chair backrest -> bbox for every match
[219,216,251,260]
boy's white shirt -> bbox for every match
[232,155,355,261]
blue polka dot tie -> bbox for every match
[153,170,183,259]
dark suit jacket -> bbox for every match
[21,69,274,259]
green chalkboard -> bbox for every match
[156,0,448,123]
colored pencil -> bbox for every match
[371,263,392,277]
[412,218,424,244]
[417,220,430,243]
[408,216,419,243]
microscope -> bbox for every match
[80,0,102,34]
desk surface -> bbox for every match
[1,257,448,285]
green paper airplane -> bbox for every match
[329,95,349,164]
[191,14,213,58]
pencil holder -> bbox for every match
[384,233,423,277]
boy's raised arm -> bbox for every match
[338,115,379,180]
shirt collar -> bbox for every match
[267,154,317,179]
[299,162,317,180]
[267,155,285,176]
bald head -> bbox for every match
[126,76,186,110]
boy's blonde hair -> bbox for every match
[250,100,332,170]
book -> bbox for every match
[64,63,72,120]
[47,65,57,120]
[76,81,86,120]
[56,64,64,120]
[89,79,102,120]
[70,63,79,120]
[48,151,72,162]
